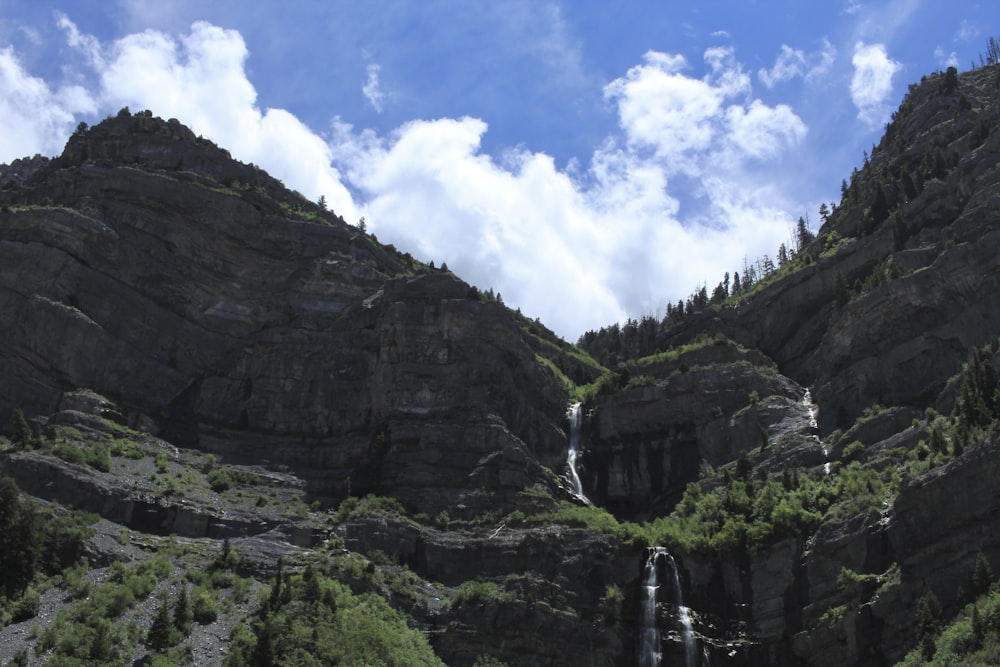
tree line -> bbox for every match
[578,217,817,366]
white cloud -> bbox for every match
[0,47,96,161]
[56,12,104,68]
[934,46,959,69]
[362,63,385,113]
[725,100,807,160]
[0,20,810,340]
[758,40,837,88]
[809,39,838,79]
[759,45,806,88]
[955,20,978,43]
[330,46,807,335]
[850,42,901,128]
[75,19,359,221]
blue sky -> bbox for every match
[0,1,995,339]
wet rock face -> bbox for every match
[582,341,815,519]
[0,112,568,517]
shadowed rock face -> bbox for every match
[0,111,569,516]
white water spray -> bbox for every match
[667,551,697,667]
[566,402,591,504]
[640,547,696,667]
[639,548,663,667]
[803,389,830,475]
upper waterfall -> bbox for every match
[566,402,591,504]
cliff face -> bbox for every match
[0,111,569,518]
[1,64,1000,667]
[575,64,1000,666]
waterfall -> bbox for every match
[640,547,697,667]
[803,389,830,475]
[666,551,697,667]
[566,402,591,504]
[639,548,663,667]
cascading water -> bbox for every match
[803,389,830,475]
[639,547,696,667]
[666,551,697,667]
[639,548,663,667]
[566,402,591,504]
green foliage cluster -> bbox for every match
[0,478,96,626]
[533,501,646,548]
[52,439,112,472]
[334,494,407,522]
[450,579,515,607]
[207,468,263,492]
[624,374,656,389]
[954,344,1000,439]
[897,549,1000,664]
[37,553,173,665]
[646,459,893,554]
[648,476,823,554]
[898,588,1000,665]
[224,559,444,666]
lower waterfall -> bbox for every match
[639,547,696,667]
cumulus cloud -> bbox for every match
[53,18,359,221]
[0,19,809,339]
[362,64,385,113]
[850,42,901,127]
[330,46,807,335]
[0,47,97,160]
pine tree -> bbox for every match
[972,551,993,597]
[302,563,321,604]
[91,619,114,662]
[251,617,277,667]
[10,409,31,450]
[777,243,789,267]
[174,585,192,633]
[147,592,174,651]
[0,477,40,597]
[268,558,285,613]
[796,217,815,252]
[915,590,942,659]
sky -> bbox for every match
[0,1,995,340]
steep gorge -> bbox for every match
[0,63,999,666]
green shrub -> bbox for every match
[223,560,443,666]
[335,494,407,522]
[451,579,512,607]
[192,588,218,624]
[841,440,865,462]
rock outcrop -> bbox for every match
[0,111,570,518]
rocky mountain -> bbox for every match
[0,63,999,666]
